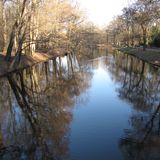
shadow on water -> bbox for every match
[0,49,160,160]
[0,53,93,160]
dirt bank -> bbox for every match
[0,50,68,77]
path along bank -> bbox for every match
[118,47,160,67]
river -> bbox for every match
[0,50,159,160]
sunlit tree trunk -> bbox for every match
[27,0,38,56]
[5,0,27,62]
[0,0,4,52]
[131,23,135,47]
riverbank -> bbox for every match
[118,47,160,67]
[0,50,67,77]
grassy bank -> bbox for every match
[118,47,160,67]
[0,50,67,77]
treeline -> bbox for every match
[106,0,160,50]
[0,0,105,65]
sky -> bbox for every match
[77,0,130,27]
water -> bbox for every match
[0,51,159,160]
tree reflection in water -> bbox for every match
[109,52,160,160]
[0,54,93,160]
[0,51,159,160]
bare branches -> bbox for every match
[106,0,160,48]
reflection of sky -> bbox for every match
[70,57,132,160]
[1,100,30,146]
[0,53,159,159]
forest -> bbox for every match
[107,0,160,50]
[0,0,160,70]
[0,0,106,69]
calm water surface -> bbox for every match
[0,51,159,160]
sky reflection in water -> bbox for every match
[70,57,132,160]
[0,52,159,160]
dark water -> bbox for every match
[0,51,160,160]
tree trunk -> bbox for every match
[27,0,38,56]
[0,0,4,52]
[131,23,135,47]
[9,29,26,68]
[5,0,27,61]
[5,22,18,61]
[141,25,147,51]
